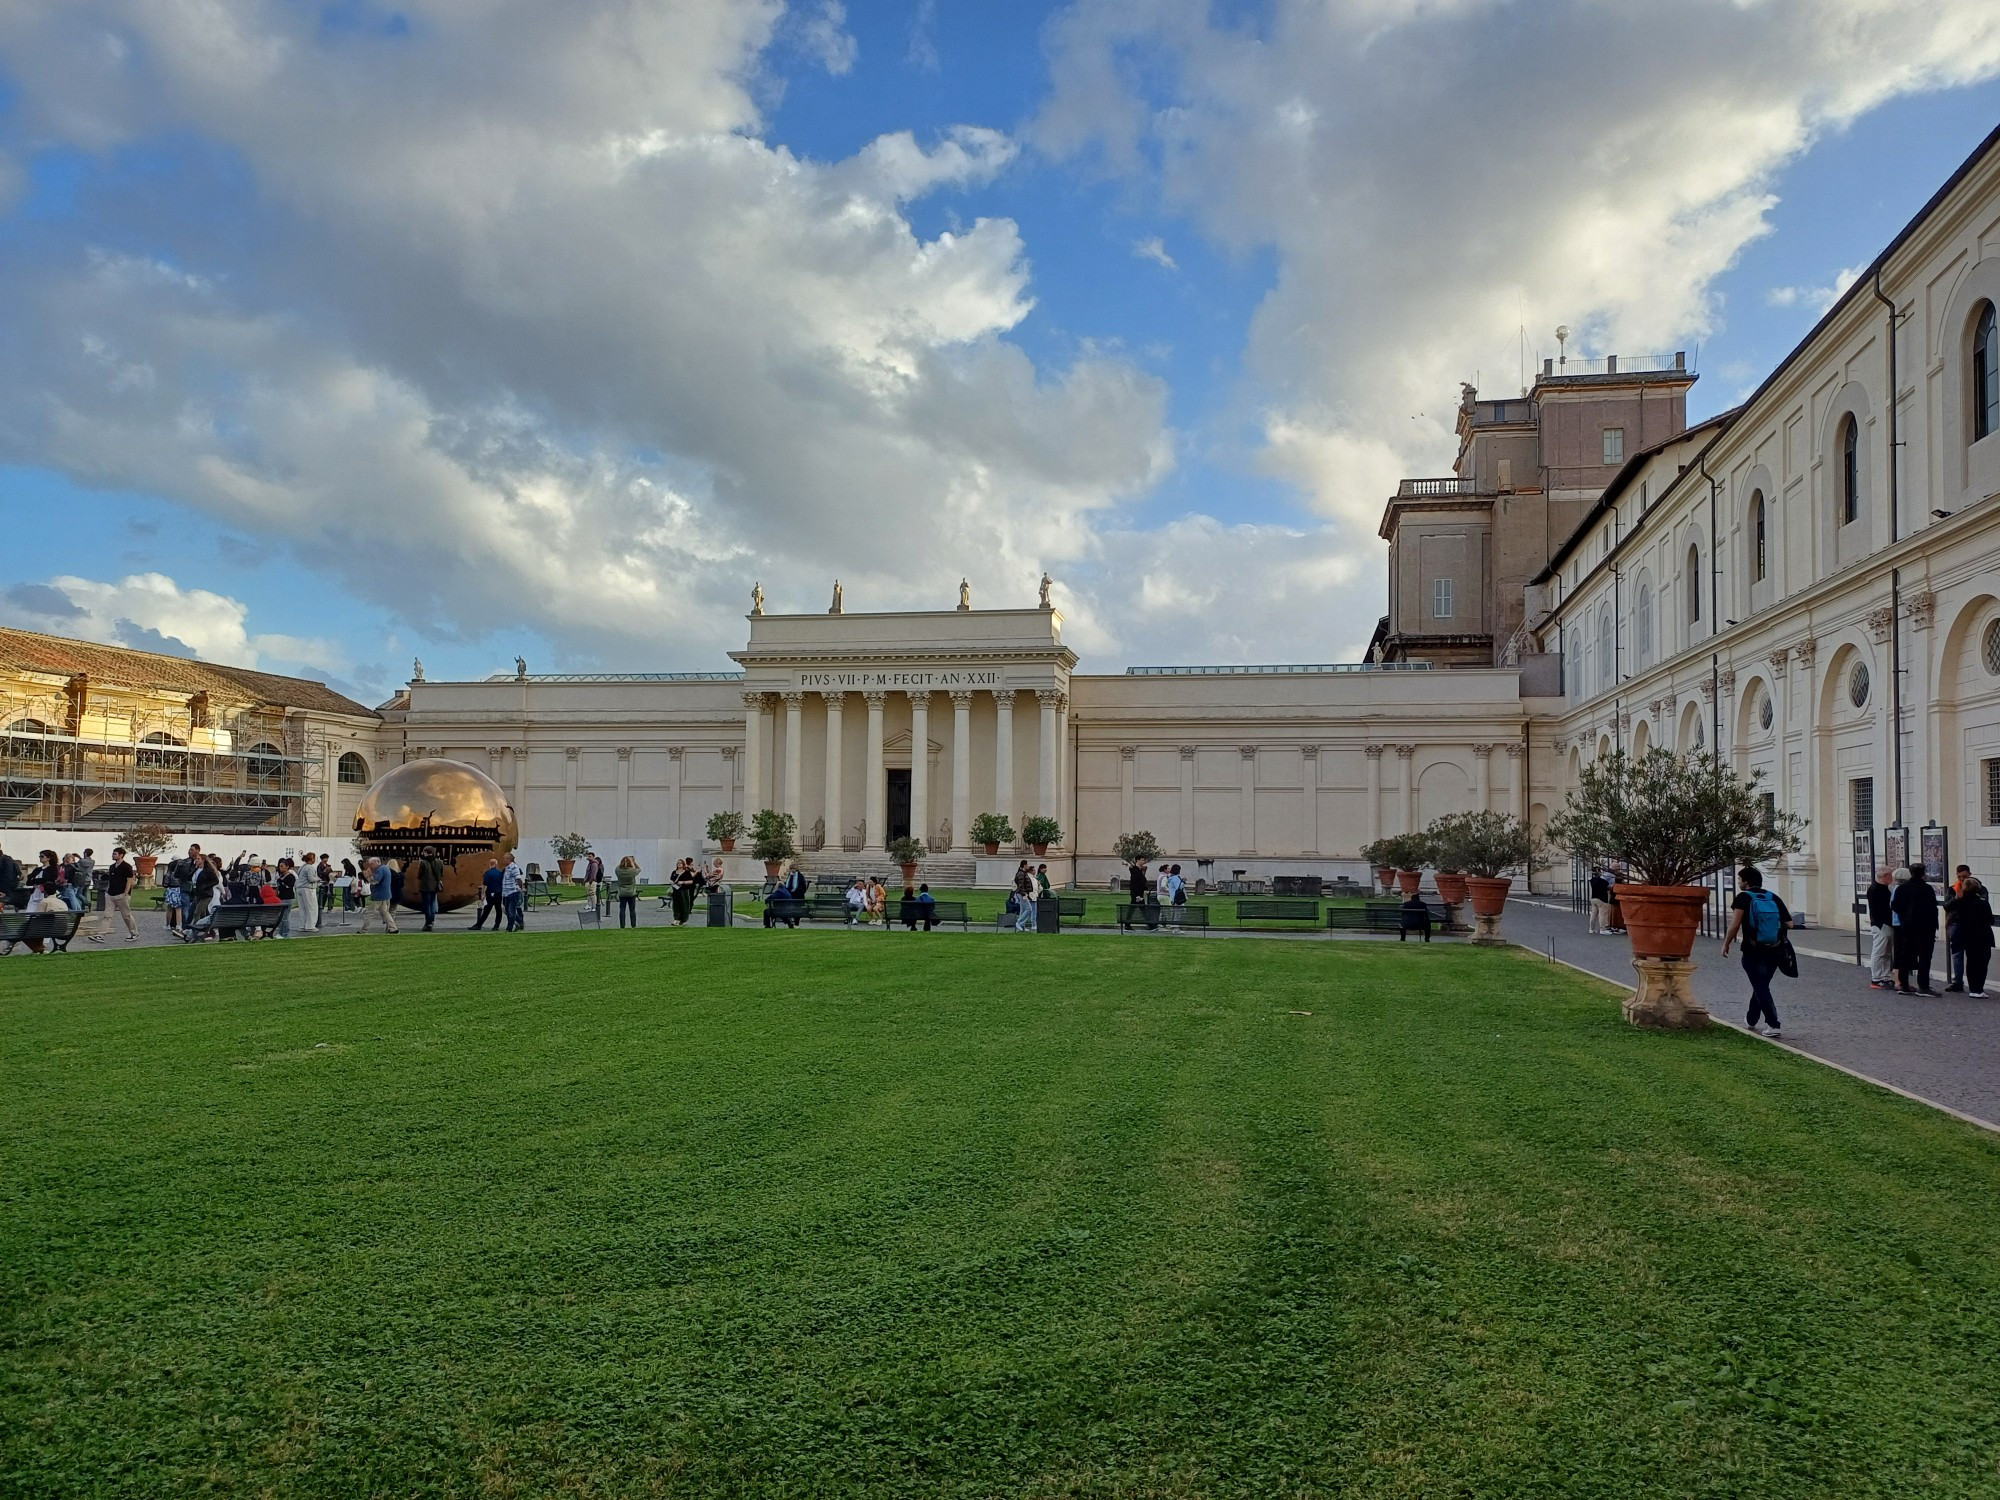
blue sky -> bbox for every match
[2,0,1998,704]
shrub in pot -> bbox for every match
[751,809,798,878]
[1381,831,1432,896]
[1022,815,1061,856]
[1428,810,1543,942]
[887,835,925,882]
[1114,830,1162,869]
[970,812,1014,855]
[549,831,592,883]
[1424,816,1471,908]
[122,822,175,883]
[706,809,745,853]
[1359,838,1396,892]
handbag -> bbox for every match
[1777,938,1800,979]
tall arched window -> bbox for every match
[1685,543,1701,626]
[338,751,370,786]
[1749,491,1767,581]
[1634,580,1653,667]
[1976,302,1999,442]
[1840,416,1860,525]
[1597,605,1614,691]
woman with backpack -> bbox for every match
[614,855,642,928]
[1720,865,1792,1038]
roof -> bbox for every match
[0,626,378,718]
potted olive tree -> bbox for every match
[1022,815,1061,857]
[1424,815,1471,909]
[1359,839,1396,893]
[706,809,745,853]
[1548,748,1803,1027]
[549,831,591,883]
[887,835,925,885]
[1429,810,1542,944]
[971,813,1014,856]
[1383,831,1431,896]
[751,809,797,879]
[1114,830,1161,868]
[121,822,175,884]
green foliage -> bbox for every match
[969,812,1014,847]
[1427,811,1545,878]
[1378,830,1434,871]
[1021,815,1062,848]
[1547,748,1806,887]
[1358,838,1393,868]
[749,809,797,863]
[5,938,1997,1495]
[1113,830,1162,865]
[886,835,925,864]
[119,823,175,859]
[705,809,745,843]
[548,831,593,862]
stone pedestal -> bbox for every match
[1624,957,1710,1029]
[1471,912,1505,946]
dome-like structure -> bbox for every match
[352,757,518,912]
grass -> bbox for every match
[5,933,2000,1496]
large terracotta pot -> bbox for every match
[720,838,737,853]
[1615,883,1710,960]
[1375,866,1395,891]
[135,855,158,883]
[1464,875,1512,917]
[557,858,575,882]
[1396,869,1422,896]
[900,861,919,884]
[983,841,1000,855]
[1434,872,1469,907]
[764,859,784,879]
[1031,843,1049,857]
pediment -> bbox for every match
[883,728,944,757]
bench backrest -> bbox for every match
[1236,898,1319,919]
[1118,902,1209,925]
[1056,895,1088,916]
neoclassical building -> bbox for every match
[10,124,2000,906]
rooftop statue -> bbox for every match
[751,581,765,616]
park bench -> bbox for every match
[806,893,860,924]
[0,908,84,953]
[184,904,287,942]
[1236,898,1321,925]
[991,893,1088,931]
[1323,901,1455,935]
[765,896,809,927]
[891,898,970,931]
[1116,902,1211,934]
[524,875,560,908]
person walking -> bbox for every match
[1866,868,1895,989]
[272,857,297,937]
[316,856,334,926]
[293,850,319,934]
[472,857,505,930]
[1128,859,1156,930]
[1721,865,1791,1037]
[1945,863,1973,991]
[190,851,220,929]
[95,847,137,941]
[614,855,641,928]
[1588,868,1613,934]
[1013,861,1036,932]
[1890,865,1940,996]
[1945,874,1994,999]
[501,854,527,931]
[357,856,401,935]
[415,845,445,931]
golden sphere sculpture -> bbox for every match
[351,757,518,913]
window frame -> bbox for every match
[1685,543,1701,626]
[1840,416,1860,526]
[1601,427,1625,466]
[337,751,371,786]
[1432,576,1454,621]
[1749,491,1767,581]
[1976,302,1999,443]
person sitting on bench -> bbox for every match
[904,883,938,931]
[1399,892,1433,943]
[765,863,807,928]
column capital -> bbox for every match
[1794,635,1818,667]
[1869,602,1902,643]
[1120,744,1136,759]
[1504,742,1526,759]
[1908,588,1938,630]
[564,746,580,761]
[991,685,1016,703]
[1766,646,1790,675]
[863,689,888,708]
[780,690,805,707]
[1472,742,1495,758]
[721,745,738,760]
[948,690,976,708]
[1301,745,1319,760]
[1179,745,1196,759]
[1035,688,1063,708]
[667,746,684,761]
[823,691,844,713]
[616,746,632,761]
[1717,667,1736,696]
[742,690,767,711]
[1395,743,1416,759]
[1364,743,1386,759]
[1239,745,1258,759]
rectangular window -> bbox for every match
[1639,480,1650,511]
[1497,457,1512,489]
[1602,427,1625,465]
[1986,758,2000,826]
[1759,791,1777,834]
[1433,578,1454,620]
[1851,776,1874,832]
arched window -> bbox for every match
[1976,302,1999,442]
[137,731,185,773]
[1749,491,1767,581]
[1597,605,1614,691]
[1840,416,1860,525]
[244,742,285,782]
[1685,543,1701,626]
[337,751,370,786]
[4,718,53,764]
[1634,579,1653,667]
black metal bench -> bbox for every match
[1323,901,1453,935]
[0,909,85,953]
[766,896,809,927]
[892,898,970,931]
[806,894,861,923]
[1236,898,1321,925]
[184,904,287,941]
[1117,902,1211,933]
[991,893,1088,930]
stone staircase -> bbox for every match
[791,849,979,887]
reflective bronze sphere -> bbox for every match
[351,757,518,913]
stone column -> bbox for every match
[1178,746,1195,854]
[1119,746,1136,834]
[864,691,887,852]
[950,691,973,851]
[1037,690,1061,822]
[667,746,683,838]
[512,744,527,827]
[722,745,739,814]
[993,689,1015,842]
[823,693,845,853]
[909,691,931,849]
[1396,744,1416,835]
[781,691,804,825]
[562,746,579,833]
[1365,744,1384,844]
[1301,745,1319,855]
[1504,742,1525,822]
[616,746,631,838]
[1797,636,1821,862]
[1473,743,1493,812]
[741,692,766,817]
[1238,746,1258,854]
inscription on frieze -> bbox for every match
[797,667,1004,689]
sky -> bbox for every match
[1,1,1998,708]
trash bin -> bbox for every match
[1035,895,1061,934]
[705,891,732,927]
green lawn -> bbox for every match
[4,934,1999,1497]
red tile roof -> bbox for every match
[0,626,379,718]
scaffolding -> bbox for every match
[1,683,314,833]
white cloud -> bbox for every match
[1133,236,1177,270]
[797,0,858,76]
[1767,263,1866,312]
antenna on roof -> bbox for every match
[1555,325,1571,370]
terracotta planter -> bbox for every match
[983,842,1000,855]
[1434,872,1469,907]
[1396,869,1422,896]
[1464,874,1512,917]
[719,838,736,853]
[134,856,158,883]
[764,859,783,879]
[1374,866,1395,892]
[1614,883,1710,960]
[557,858,575,882]
[900,862,919,884]
[1031,843,1049,856]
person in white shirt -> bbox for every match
[294,850,318,934]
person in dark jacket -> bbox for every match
[0,845,21,910]
[416,846,445,931]
[1889,866,1941,996]
[1865,868,1895,989]
[1399,892,1433,943]
[473,858,505,931]
[1944,875,1995,999]
[1128,860,1157,929]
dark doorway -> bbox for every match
[885,769,912,843]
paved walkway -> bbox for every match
[1498,896,2000,1130]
